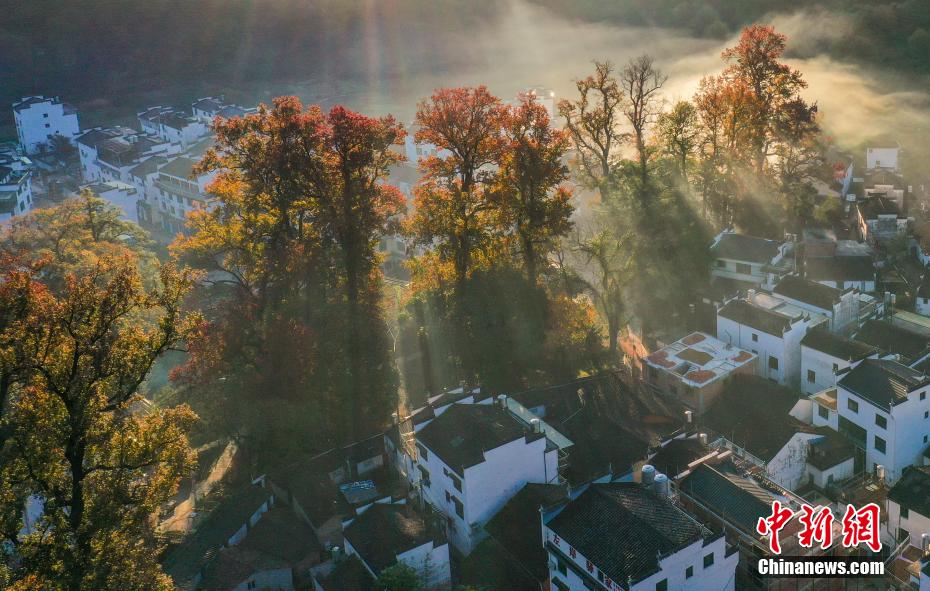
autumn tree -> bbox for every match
[656,100,699,183]
[1,191,154,291]
[620,55,667,188]
[175,97,402,446]
[497,94,574,284]
[0,256,198,591]
[558,61,625,201]
[721,25,812,178]
[407,86,506,289]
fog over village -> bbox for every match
[1,1,930,590]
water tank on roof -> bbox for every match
[699,433,708,446]
[654,473,670,497]
[876,464,886,482]
[642,465,656,485]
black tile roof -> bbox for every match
[484,484,568,581]
[159,156,197,180]
[547,483,707,585]
[459,538,540,591]
[317,554,374,591]
[837,358,929,410]
[702,375,801,462]
[801,328,877,362]
[888,466,930,518]
[773,276,844,310]
[854,320,930,362]
[416,403,538,476]
[717,299,794,337]
[918,277,930,300]
[805,256,875,283]
[806,430,856,471]
[648,438,708,479]
[343,503,443,574]
[679,462,773,535]
[858,196,902,219]
[163,484,272,591]
[712,233,781,264]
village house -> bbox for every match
[854,319,930,365]
[411,401,559,553]
[154,156,218,234]
[13,95,80,155]
[867,144,901,173]
[702,375,856,491]
[0,161,32,223]
[642,332,756,415]
[710,230,794,288]
[544,481,738,591]
[677,458,845,590]
[856,195,910,244]
[886,466,930,551]
[334,501,451,590]
[772,275,860,335]
[481,483,568,590]
[138,106,208,148]
[81,181,140,223]
[821,358,930,483]
[716,291,821,387]
[800,328,878,395]
[163,483,276,591]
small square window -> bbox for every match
[875,414,887,429]
[704,553,715,568]
[807,369,816,383]
[848,399,859,413]
[921,392,927,401]
[685,566,694,579]
[874,436,886,454]
[655,580,668,591]
[769,357,779,370]
[832,363,839,373]
[902,507,909,519]
[752,333,758,342]
[818,405,829,420]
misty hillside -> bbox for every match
[2,0,928,117]
[531,0,930,72]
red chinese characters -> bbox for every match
[841,503,882,552]
[756,502,883,554]
[756,500,795,554]
[798,505,834,550]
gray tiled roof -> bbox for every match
[837,358,929,410]
[416,403,539,476]
[712,233,780,264]
[801,329,876,362]
[547,483,707,586]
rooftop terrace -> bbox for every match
[644,332,756,388]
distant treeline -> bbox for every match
[0,0,500,107]
[529,0,930,72]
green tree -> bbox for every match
[374,563,422,591]
[0,256,198,591]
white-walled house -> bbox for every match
[13,96,80,155]
[717,291,820,387]
[81,181,140,223]
[153,156,217,234]
[867,145,900,173]
[800,329,878,395]
[342,501,451,589]
[137,106,207,148]
[544,482,738,591]
[412,401,558,554]
[772,275,859,335]
[832,359,930,483]
[711,231,793,287]
[917,279,930,318]
[0,163,32,223]
[885,466,930,549]
[856,196,910,244]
